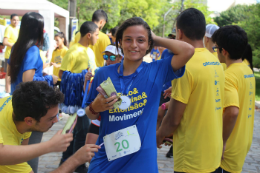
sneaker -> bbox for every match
[166,146,173,158]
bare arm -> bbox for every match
[0,130,73,165]
[156,99,186,147]
[223,106,239,144]
[85,94,118,120]
[3,37,14,47]
[59,70,64,79]
[21,138,29,145]
[22,69,35,82]
[153,35,194,71]
[50,144,100,173]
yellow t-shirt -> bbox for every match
[243,59,250,66]
[212,52,227,71]
[51,46,68,81]
[221,63,255,173]
[0,96,32,173]
[4,25,19,59]
[70,31,110,67]
[39,50,46,64]
[171,48,224,172]
[60,43,96,74]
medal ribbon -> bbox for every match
[119,61,144,95]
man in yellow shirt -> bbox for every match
[70,10,110,67]
[212,26,255,173]
[59,21,99,173]
[0,81,73,173]
[157,8,224,172]
[3,14,19,94]
[59,21,98,77]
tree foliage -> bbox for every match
[47,0,215,37]
[214,4,260,67]
[214,5,250,27]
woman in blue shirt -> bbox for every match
[85,17,194,173]
[7,12,58,173]
[8,12,57,94]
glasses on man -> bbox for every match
[212,46,219,52]
[103,54,116,61]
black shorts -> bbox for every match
[159,91,170,106]
[174,167,230,173]
[88,123,99,135]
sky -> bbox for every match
[207,0,257,12]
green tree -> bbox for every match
[214,5,250,27]
[237,4,260,67]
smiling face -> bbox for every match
[120,25,150,62]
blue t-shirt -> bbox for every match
[86,57,185,173]
[8,45,43,94]
[161,49,174,92]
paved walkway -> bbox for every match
[35,110,260,173]
[0,67,260,172]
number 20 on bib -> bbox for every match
[103,125,141,161]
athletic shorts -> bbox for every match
[88,123,99,135]
[2,60,7,72]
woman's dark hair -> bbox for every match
[242,44,253,71]
[54,32,67,49]
[9,12,44,83]
[116,17,153,55]
[12,81,64,122]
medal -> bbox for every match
[119,95,131,110]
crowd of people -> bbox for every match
[0,6,255,173]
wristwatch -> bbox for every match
[161,103,167,110]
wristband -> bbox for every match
[161,103,167,110]
[89,102,99,115]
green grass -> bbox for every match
[255,71,260,101]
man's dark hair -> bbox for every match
[92,10,108,23]
[176,8,206,40]
[80,21,98,37]
[110,26,119,37]
[212,25,248,60]
[11,14,18,20]
[12,81,64,122]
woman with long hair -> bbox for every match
[8,12,57,94]
[7,12,58,173]
[242,44,254,71]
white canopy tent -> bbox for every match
[0,0,69,60]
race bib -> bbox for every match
[103,125,141,161]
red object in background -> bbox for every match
[0,72,6,79]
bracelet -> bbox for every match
[89,102,99,115]
[161,103,167,110]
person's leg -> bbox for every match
[27,131,43,173]
[85,124,99,144]
[73,115,90,173]
[4,60,10,93]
